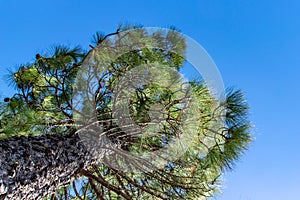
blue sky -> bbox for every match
[0,0,300,199]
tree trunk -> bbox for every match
[0,133,96,200]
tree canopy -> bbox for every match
[0,25,251,200]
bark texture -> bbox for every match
[0,133,95,200]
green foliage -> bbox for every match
[1,45,83,138]
[0,26,251,199]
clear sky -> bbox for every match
[0,0,299,199]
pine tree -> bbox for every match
[0,25,251,200]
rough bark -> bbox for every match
[0,133,95,200]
